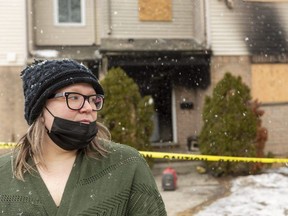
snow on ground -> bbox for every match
[195,167,288,216]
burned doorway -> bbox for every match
[123,65,173,144]
[106,52,211,146]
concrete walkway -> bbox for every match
[153,161,230,216]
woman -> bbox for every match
[0,59,167,215]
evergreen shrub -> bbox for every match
[199,73,259,176]
[99,67,154,165]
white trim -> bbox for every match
[204,0,211,49]
[172,86,178,143]
[106,0,112,35]
[23,0,28,65]
[53,0,86,26]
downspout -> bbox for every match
[107,0,112,35]
[26,0,36,62]
[99,0,112,77]
[204,0,211,50]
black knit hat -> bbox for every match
[21,59,104,125]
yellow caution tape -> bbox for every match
[1,143,287,163]
[139,151,288,164]
[0,142,17,149]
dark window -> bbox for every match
[58,0,82,23]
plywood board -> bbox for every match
[139,0,172,21]
[252,64,288,103]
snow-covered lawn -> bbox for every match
[196,167,288,216]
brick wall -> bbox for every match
[0,66,27,143]
[210,56,251,90]
[209,56,288,157]
[174,85,197,150]
[261,104,288,157]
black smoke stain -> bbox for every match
[242,2,288,55]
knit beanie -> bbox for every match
[21,59,104,125]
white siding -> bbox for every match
[275,4,288,27]
[95,0,104,44]
[209,0,288,56]
[208,0,249,55]
[34,0,95,46]
[102,0,203,39]
[0,1,27,66]
[193,0,206,44]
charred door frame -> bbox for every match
[103,51,211,146]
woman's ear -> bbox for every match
[40,112,45,123]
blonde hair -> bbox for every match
[13,117,110,181]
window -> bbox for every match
[55,0,85,25]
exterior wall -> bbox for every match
[261,104,288,156]
[193,0,206,44]
[210,56,251,90]
[174,85,198,149]
[33,0,207,45]
[0,1,27,144]
[209,1,288,56]
[205,56,252,139]
[209,0,249,55]
[252,64,288,103]
[251,64,288,157]
[34,0,96,45]
[0,67,27,142]
[208,0,288,156]
[95,0,104,44]
[172,84,208,150]
[207,57,288,157]
[34,0,206,45]
[0,0,27,66]
[102,0,204,40]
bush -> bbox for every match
[250,99,268,172]
[99,67,154,164]
[199,73,258,176]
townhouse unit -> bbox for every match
[209,0,288,156]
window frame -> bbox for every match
[54,0,86,26]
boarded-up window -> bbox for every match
[138,0,172,21]
[252,64,288,103]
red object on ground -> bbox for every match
[162,167,177,191]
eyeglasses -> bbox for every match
[48,92,104,111]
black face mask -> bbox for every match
[45,108,98,151]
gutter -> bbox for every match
[26,0,36,62]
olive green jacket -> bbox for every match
[0,141,166,216]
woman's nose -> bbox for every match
[80,99,93,112]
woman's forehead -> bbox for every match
[57,83,96,93]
